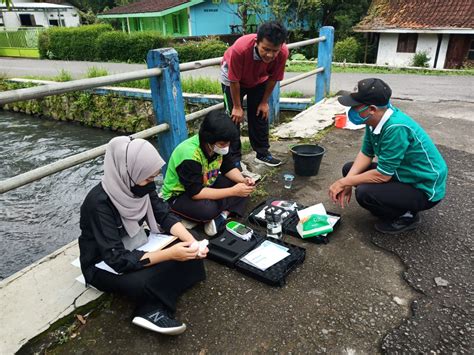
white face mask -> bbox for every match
[213,144,229,155]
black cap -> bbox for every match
[338,78,392,107]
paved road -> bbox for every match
[1,57,473,104]
[3,57,473,353]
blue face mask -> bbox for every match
[348,102,393,125]
[348,106,371,125]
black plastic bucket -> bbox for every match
[290,144,326,176]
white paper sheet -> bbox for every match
[240,240,289,271]
[71,257,81,268]
[136,233,177,252]
[297,203,327,220]
[95,261,120,274]
[93,234,177,275]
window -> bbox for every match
[19,14,36,27]
[172,14,180,33]
[468,39,474,60]
[49,19,65,26]
[397,33,418,53]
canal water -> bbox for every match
[0,111,120,280]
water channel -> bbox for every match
[0,110,121,280]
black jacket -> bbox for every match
[78,183,180,282]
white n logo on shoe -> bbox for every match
[148,311,165,323]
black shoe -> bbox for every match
[255,154,282,167]
[132,308,186,335]
[374,214,421,234]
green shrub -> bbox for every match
[412,51,431,67]
[39,24,113,60]
[38,30,50,59]
[290,53,307,61]
[174,39,228,63]
[95,31,131,62]
[128,31,172,63]
[96,31,171,63]
[333,37,362,63]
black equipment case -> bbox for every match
[207,230,305,287]
[247,198,341,244]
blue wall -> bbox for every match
[189,0,316,36]
[189,0,271,36]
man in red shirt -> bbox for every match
[220,21,289,167]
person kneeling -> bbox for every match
[162,111,255,236]
[328,78,448,234]
[79,136,207,336]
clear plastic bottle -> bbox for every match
[265,207,282,240]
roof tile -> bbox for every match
[103,0,190,15]
[356,0,474,31]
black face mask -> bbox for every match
[131,181,156,197]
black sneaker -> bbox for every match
[132,308,186,335]
[255,154,282,167]
[374,214,421,234]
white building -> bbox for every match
[354,0,474,69]
[0,0,80,30]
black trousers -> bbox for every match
[222,82,270,162]
[168,175,248,222]
[343,162,439,220]
[90,259,205,316]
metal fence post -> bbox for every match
[268,81,280,124]
[147,48,188,162]
[315,26,334,103]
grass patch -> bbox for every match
[86,66,109,78]
[241,139,252,155]
[54,69,73,82]
[280,90,305,98]
[181,76,221,95]
[285,62,474,76]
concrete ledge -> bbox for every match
[0,240,102,354]
[273,97,345,138]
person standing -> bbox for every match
[220,21,289,167]
[329,78,448,234]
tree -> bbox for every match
[269,0,321,28]
[1,0,12,9]
[223,0,266,34]
[319,0,371,40]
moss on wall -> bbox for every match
[0,81,157,134]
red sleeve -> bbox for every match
[227,47,244,82]
[269,46,289,81]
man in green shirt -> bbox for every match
[329,78,448,234]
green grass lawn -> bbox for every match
[17,68,308,98]
[286,62,474,75]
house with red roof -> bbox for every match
[354,0,474,69]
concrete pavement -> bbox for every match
[15,96,474,353]
[1,57,472,352]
